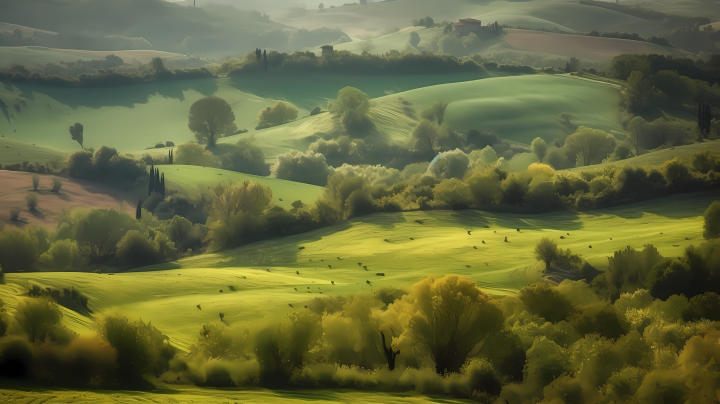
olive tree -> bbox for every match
[188,96,237,147]
[531,137,548,163]
[257,101,298,128]
[329,87,372,135]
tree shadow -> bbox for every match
[29,209,45,220]
[2,78,219,110]
[596,191,720,220]
[0,98,10,124]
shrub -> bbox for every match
[51,178,62,192]
[661,158,690,187]
[683,292,720,321]
[10,208,21,220]
[99,313,175,381]
[534,237,559,268]
[257,101,298,129]
[38,239,80,270]
[569,302,629,339]
[218,137,270,176]
[0,336,34,379]
[427,149,469,179]
[34,336,118,386]
[31,175,39,190]
[692,150,717,174]
[115,230,159,268]
[174,142,218,167]
[0,229,40,272]
[518,283,575,323]
[389,275,504,375]
[14,297,71,344]
[310,106,321,116]
[271,150,334,186]
[25,193,37,210]
[703,200,720,239]
[329,87,372,136]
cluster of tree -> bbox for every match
[0,29,47,46]
[579,0,710,30]
[586,30,670,46]
[0,57,215,89]
[213,49,490,76]
[411,16,435,28]
[6,266,720,403]
[0,297,174,388]
[65,146,147,189]
[169,139,270,177]
[31,54,126,78]
[611,53,720,84]
[661,24,720,53]
[0,204,208,272]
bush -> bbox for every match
[569,302,629,339]
[51,178,62,192]
[0,229,40,272]
[31,175,39,190]
[683,292,720,321]
[115,230,160,268]
[99,313,175,381]
[518,283,575,323]
[10,208,21,220]
[271,150,334,186]
[310,106,321,116]
[427,149,469,179]
[703,200,720,239]
[174,142,218,167]
[218,137,270,176]
[692,150,717,174]
[388,275,504,375]
[257,101,298,129]
[25,193,38,210]
[14,297,71,344]
[34,336,118,386]
[661,158,690,187]
[39,239,80,270]
[329,87,372,136]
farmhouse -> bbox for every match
[452,18,500,36]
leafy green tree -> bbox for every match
[531,137,548,162]
[151,57,166,73]
[564,127,616,166]
[627,116,647,153]
[421,100,449,125]
[329,87,372,135]
[188,96,237,147]
[424,16,434,28]
[257,101,298,128]
[534,237,559,268]
[609,54,651,80]
[69,123,84,148]
[703,200,720,239]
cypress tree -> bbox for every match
[149,165,155,196]
[263,50,267,72]
[699,102,712,138]
[156,168,160,187]
[161,173,166,196]
[169,149,173,164]
[136,199,142,220]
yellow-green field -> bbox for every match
[165,165,324,210]
[1,190,715,352]
[564,139,720,172]
[0,385,476,403]
[0,136,69,166]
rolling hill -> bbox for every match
[0,190,714,351]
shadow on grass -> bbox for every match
[7,78,219,109]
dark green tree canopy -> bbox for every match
[69,122,84,148]
[188,96,237,147]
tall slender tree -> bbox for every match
[160,173,166,196]
[169,149,173,164]
[136,199,142,220]
[149,165,155,196]
[263,50,267,72]
[699,102,713,138]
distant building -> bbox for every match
[321,45,334,56]
[452,18,499,36]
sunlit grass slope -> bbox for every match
[166,165,324,210]
[0,78,290,152]
[218,74,623,160]
[0,137,69,166]
[274,0,667,38]
[0,385,476,403]
[565,139,720,173]
[1,190,714,351]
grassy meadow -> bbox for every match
[1,190,715,351]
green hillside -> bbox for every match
[1,190,714,351]
[275,0,669,38]
[165,165,324,210]
[0,136,69,166]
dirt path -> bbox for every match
[0,171,138,230]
